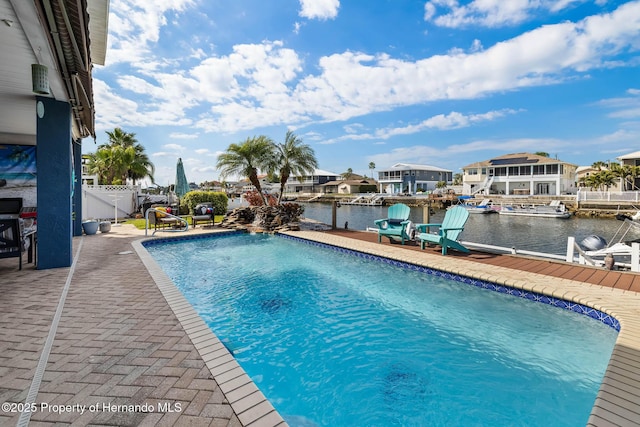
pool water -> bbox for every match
[146,233,617,426]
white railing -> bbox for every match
[461,237,640,272]
[144,208,188,236]
[84,184,141,192]
[565,236,640,272]
[577,190,640,202]
[472,176,494,195]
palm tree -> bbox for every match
[610,163,640,191]
[274,131,318,204]
[87,128,155,185]
[216,135,276,205]
[453,173,463,185]
[368,162,376,179]
[596,169,617,191]
[342,168,353,180]
[591,160,608,171]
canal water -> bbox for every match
[299,203,637,255]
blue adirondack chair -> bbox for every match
[415,206,470,255]
[374,203,412,245]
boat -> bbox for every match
[454,197,498,214]
[615,211,640,222]
[579,219,640,269]
[499,200,571,219]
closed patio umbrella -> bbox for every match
[174,158,190,214]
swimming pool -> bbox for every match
[145,232,618,426]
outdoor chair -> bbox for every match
[0,218,23,269]
[374,203,412,245]
[416,206,470,255]
[148,205,179,230]
[191,203,215,227]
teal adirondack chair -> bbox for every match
[415,206,470,255]
[374,203,412,245]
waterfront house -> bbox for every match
[0,0,108,269]
[377,163,452,194]
[284,169,341,194]
[576,165,624,191]
[617,151,640,190]
[319,179,378,194]
[461,153,577,196]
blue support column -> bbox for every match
[36,96,72,269]
[72,140,83,236]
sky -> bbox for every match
[87,0,640,187]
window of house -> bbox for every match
[494,167,507,176]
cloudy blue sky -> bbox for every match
[88,0,640,187]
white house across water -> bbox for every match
[377,163,453,194]
[461,153,578,196]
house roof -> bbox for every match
[379,163,452,173]
[461,153,577,169]
[617,151,640,160]
[1,0,109,141]
[293,169,340,177]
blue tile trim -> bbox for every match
[278,234,621,331]
[142,230,242,247]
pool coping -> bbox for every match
[132,231,287,427]
[134,230,640,426]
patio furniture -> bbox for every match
[416,206,470,255]
[148,205,179,229]
[191,203,215,227]
[374,203,412,245]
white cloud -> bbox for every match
[321,110,518,144]
[170,132,199,139]
[162,143,185,151]
[596,88,640,119]
[423,0,593,28]
[95,2,640,136]
[299,0,340,20]
[107,0,196,65]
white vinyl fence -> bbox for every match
[82,185,140,221]
[577,190,640,203]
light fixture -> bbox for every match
[31,64,50,95]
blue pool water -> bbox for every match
[145,233,618,426]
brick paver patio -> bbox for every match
[0,226,261,426]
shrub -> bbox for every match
[280,203,305,221]
[181,191,228,215]
[244,190,277,206]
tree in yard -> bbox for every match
[453,173,463,185]
[216,135,276,206]
[591,160,608,171]
[86,128,155,185]
[368,162,376,179]
[273,130,318,204]
[342,168,353,180]
[611,163,640,191]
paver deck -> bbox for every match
[2,224,640,426]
